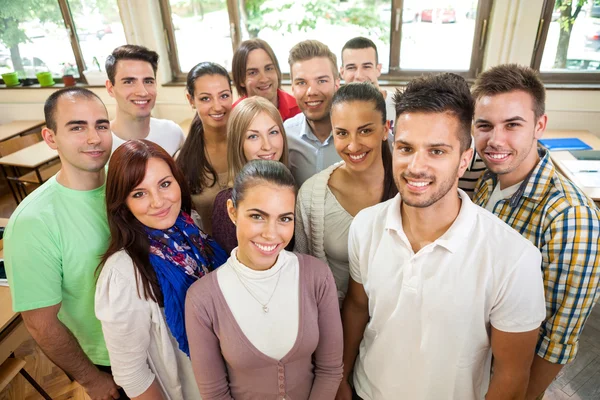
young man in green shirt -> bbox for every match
[4,87,122,399]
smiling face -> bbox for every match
[340,47,382,87]
[331,100,388,172]
[291,57,340,123]
[125,157,182,230]
[187,74,233,131]
[43,95,112,175]
[393,112,472,209]
[243,49,279,105]
[473,90,545,187]
[227,182,295,271]
[242,111,284,162]
[106,59,157,119]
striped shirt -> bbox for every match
[459,153,487,199]
[474,148,600,364]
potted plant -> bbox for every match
[61,62,77,87]
[83,56,107,86]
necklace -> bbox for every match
[231,263,283,313]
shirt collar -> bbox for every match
[299,114,333,144]
[479,148,554,207]
[384,190,476,254]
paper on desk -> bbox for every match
[562,160,600,187]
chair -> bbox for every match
[0,133,60,202]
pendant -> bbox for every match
[262,305,269,313]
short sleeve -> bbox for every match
[490,246,546,333]
[348,218,363,284]
[4,214,63,312]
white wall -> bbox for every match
[1,0,599,136]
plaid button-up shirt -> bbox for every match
[474,149,600,364]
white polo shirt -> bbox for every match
[349,190,546,400]
[284,113,342,187]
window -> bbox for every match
[0,0,125,86]
[160,0,493,82]
[532,0,600,83]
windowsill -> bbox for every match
[0,83,106,89]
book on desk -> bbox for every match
[539,138,593,151]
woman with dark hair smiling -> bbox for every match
[177,61,233,235]
[185,160,343,400]
[96,139,227,399]
[295,82,397,305]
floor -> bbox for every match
[0,189,599,399]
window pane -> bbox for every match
[0,0,78,79]
[399,0,479,70]
[540,1,600,72]
[240,0,391,74]
[70,0,127,73]
[168,0,234,71]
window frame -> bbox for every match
[159,0,494,84]
[0,0,119,87]
[531,0,600,84]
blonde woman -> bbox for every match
[212,96,289,253]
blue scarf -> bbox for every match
[146,211,227,356]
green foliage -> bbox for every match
[554,0,588,33]
[243,0,388,42]
[0,0,63,48]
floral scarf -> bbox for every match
[146,211,227,356]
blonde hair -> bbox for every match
[288,40,338,80]
[226,97,289,184]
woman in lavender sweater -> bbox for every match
[185,160,343,399]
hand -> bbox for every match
[82,371,120,400]
[335,380,353,400]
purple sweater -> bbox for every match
[185,253,344,400]
[211,188,237,254]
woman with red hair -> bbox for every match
[95,139,226,399]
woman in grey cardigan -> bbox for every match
[294,82,397,304]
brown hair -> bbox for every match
[393,73,474,153]
[177,62,232,194]
[105,45,159,85]
[232,39,282,98]
[472,64,546,119]
[100,139,193,304]
[226,96,289,184]
[288,40,338,79]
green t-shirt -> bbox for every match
[5,176,110,365]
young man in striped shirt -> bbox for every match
[472,63,600,400]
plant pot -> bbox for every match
[83,70,107,86]
[63,74,76,87]
[36,71,55,87]
[2,72,20,87]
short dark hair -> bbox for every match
[331,82,397,202]
[393,73,473,153]
[105,45,159,84]
[472,64,546,120]
[341,37,379,65]
[232,39,282,98]
[44,87,103,131]
[231,160,297,208]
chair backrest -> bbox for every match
[0,133,41,157]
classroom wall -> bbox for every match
[0,0,599,136]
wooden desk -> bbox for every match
[0,121,44,143]
[543,130,600,202]
[0,141,58,169]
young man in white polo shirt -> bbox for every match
[105,45,184,156]
[337,73,547,400]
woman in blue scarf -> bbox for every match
[96,139,226,399]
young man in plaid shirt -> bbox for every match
[472,64,600,400]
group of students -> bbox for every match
[3,34,600,400]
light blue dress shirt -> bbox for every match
[284,113,342,187]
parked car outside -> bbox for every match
[420,7,457,24]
